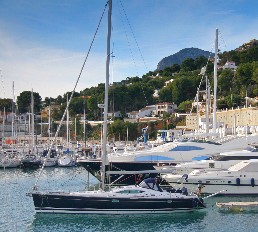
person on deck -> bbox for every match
[139,177,163,192]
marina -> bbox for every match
[1,167,258,232]
[1,0,258,231]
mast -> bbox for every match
[2,107,5,141]
[31,89,35,151]
[83,97,86,148]
[67,94,69,148]
[101,0,112,190]
[196,88,199,133]
[205,76,210,134]
[212,28,218,134]
[11,81,15,140]
[48,103,51,144]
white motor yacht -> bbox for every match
[163,159,258,195]
[78,135,258,185]
[156,144,258,175]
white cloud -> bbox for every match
[0,29,108,100]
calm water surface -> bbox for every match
[1,167,258,232]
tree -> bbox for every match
[178,100,193,113]
[217,69,234,96]
[0,98,13,112]
[181,58,196,71]
[194,56,208,69]
[171,64,180,73]
[159,86,172,102]
[69,97,84,116]
[17,91,42,113]
[44,97,55,106]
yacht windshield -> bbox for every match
[139,178,163,192]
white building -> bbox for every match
[107,111,122,118]
[164,79,174,87]
[223,61,237,71]
[126,105,155,119]
[152,102,177,117]
[153,89,159,98]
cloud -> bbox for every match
[0,28,108,100]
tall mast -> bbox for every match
[196,88,199,133]
[212,28,218,134]
[67,94,69,147]
[11,81,15,139]
[2,107,5,140]
[31,89,35,151]
[205,76,210,134]
[83,97,86,148]
[101,0,112,190]
[48,102,51,144]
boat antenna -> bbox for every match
[32,1,109,191]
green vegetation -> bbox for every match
[1,40,258,141]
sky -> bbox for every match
[0,0,258,100]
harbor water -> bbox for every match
[1,167,258,232]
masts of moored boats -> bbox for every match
[212,28,218,134]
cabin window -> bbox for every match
[117,190,130,194]
[228,181,231,183]
[117,190,144,194]
[209,163,215,168]
[129,190,144,193]
[206,181,210,184]
[198,180,202,183]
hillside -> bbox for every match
[156,47,214,70]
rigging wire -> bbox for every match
[218,29,230,63]
[118,0,149,106]
[32,1,109,190]
[189,48,214,116]
[110,42,115,120]
[119,0,148,73]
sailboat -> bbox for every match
[21,89,41,168]
[28,0,205,214]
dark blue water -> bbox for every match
[1,167,258,232]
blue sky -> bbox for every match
[0,0,258,100]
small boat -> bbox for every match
[41,149,58,167]
[21,154,42,168]
[0,154,21,168]
[58,154,76,167]
[216,202,258,212]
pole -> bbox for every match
[67,94,69,147]
[101,0,112,190]
[196,88,199,133]
[212,28,218,134]
[205,76,209,134]
[31,89,35,152]
[83,98,86,148]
